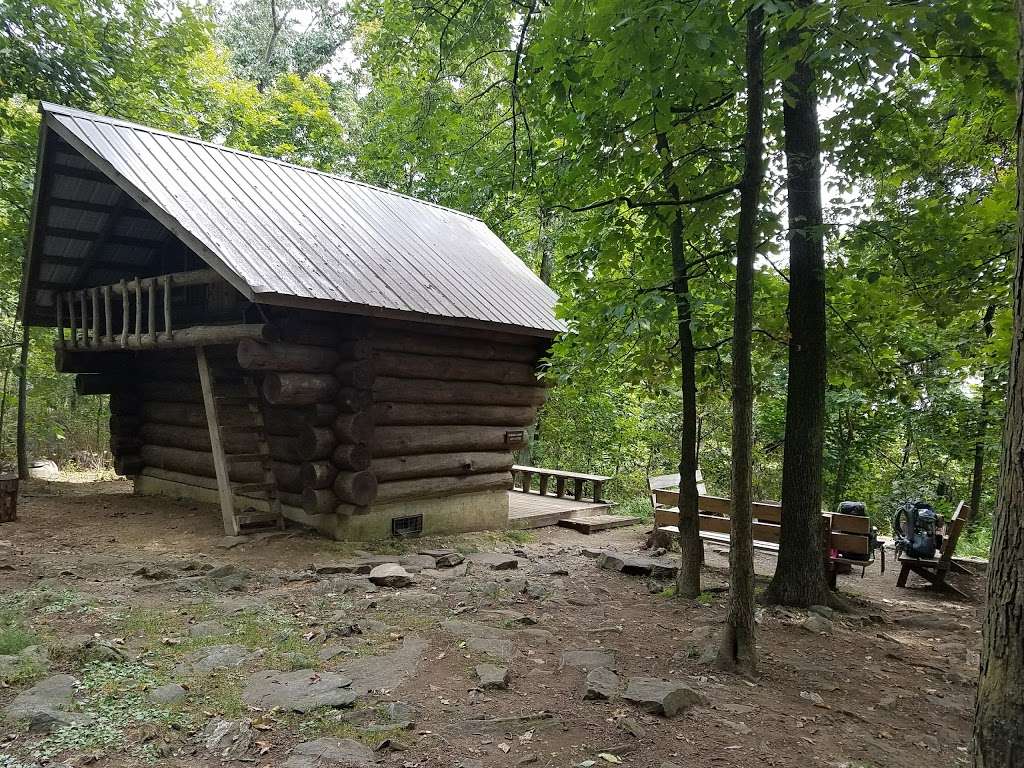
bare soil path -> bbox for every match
[0,479,980,767]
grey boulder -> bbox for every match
[3,674,93,733]
[560,649,615,670]
[623,677,705,717]
[243,669,356,712]
[584,667,620,701]
[475,664,511,690]
[368,563,414,588]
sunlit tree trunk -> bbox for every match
[972,2,1024,762]
[764,0,831,608]
[717,2,764,675]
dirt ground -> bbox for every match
[0,478,981,768]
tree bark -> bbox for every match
[764,0,832,608]
[717,2,764,676]
[16,323,29,478]
[970,302,997,527]
[972,3,1024,763]
[655,128,701,600]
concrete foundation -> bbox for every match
[134,471,510,541]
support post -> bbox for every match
[147,281,156,343]
[102,285,112,343]
[120,278,129,348]
[79,291,88,347]
[162,274,173,340]
[56,293,65,348]
[67,292,77,348]
[196,345,239,536]
[133,277,142,338]
[90,287,99,346]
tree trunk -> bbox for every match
[764,0,832,608]
[970,302,997,527]
[655,130,701,599]
[16,323,29,478]
[717,2,764,676]
[972,3,1024,763]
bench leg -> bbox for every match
[574,479,584,501]
[555,477,566,498]
[539,474,550,497]
[896,563,911,588]
[593,481,604,503]
[949,560,974,576]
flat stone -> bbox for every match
[243,669,356,712]
[190,620,229,638]
[400,554,436,569]
[580,547,608,559]
[149,682,187,706]
[177,644,260,674]
[368,563,414,588]
[475,664,511,690]
[468,637,514,660]
[584,667,619,700]
[420,564,469,580]
[623,677,705,717]
[284,737,377,768]
[3,674,93,732]
[434,552,466,568]
[337,635,428,695]
[469,553,519,570]
[808,605,834,620]
[597,552,678,578]
[802,613,834,635]
[202,719,253,760]
[560,649,615,670]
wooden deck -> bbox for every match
[507,491,615,530]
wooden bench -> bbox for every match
[647,471,706,514]
[652,490,875,589]
[896,501,973,599]
[512,465,611,503]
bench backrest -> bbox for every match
[648,471,707,502]
[939,501,971,565]
[654,496,870,556]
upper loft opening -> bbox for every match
[22,132,209,327]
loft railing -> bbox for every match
[56,268,233,350]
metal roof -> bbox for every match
[23,102,563,337]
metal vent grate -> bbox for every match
[391,514,423,538]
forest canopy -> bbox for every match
[0,0,1013,556]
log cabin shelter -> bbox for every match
[18,102,565,540]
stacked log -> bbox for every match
[110,384,142,476]
[243,316,379,516]
[368,321,549,503]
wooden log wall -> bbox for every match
[365,318,550,505]
[78,310,554,523]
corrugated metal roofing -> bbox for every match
[35,102,563,337]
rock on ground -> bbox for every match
[243,669,356,712]
[190,620,229,637]
[283,737,378,768]
[176,644,260,674]
[560,649,615,670]
[475,663,511,690]
[584,667,620,700]
[3,674,93,733]
[337,635,428,695]
[802,613,834,635]
[597,552,678,580]
[468,636,514,661]
[622,677,705,718]
[368,563,414,588]
[468,553,519,570]
[202,719,253,760]
[149,682,187,706]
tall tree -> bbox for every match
[764,0,831,607]
[717,1,765,673]
[972,1,1024,761]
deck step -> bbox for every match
[557,514,643,534]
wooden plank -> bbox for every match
[830,512,871,534]
[830,532,869,555]
[558,515,641,534]
[196,346,238,536]
[512,464,611,482]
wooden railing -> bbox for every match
[56,269,228,350]
[511,464,612,503]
